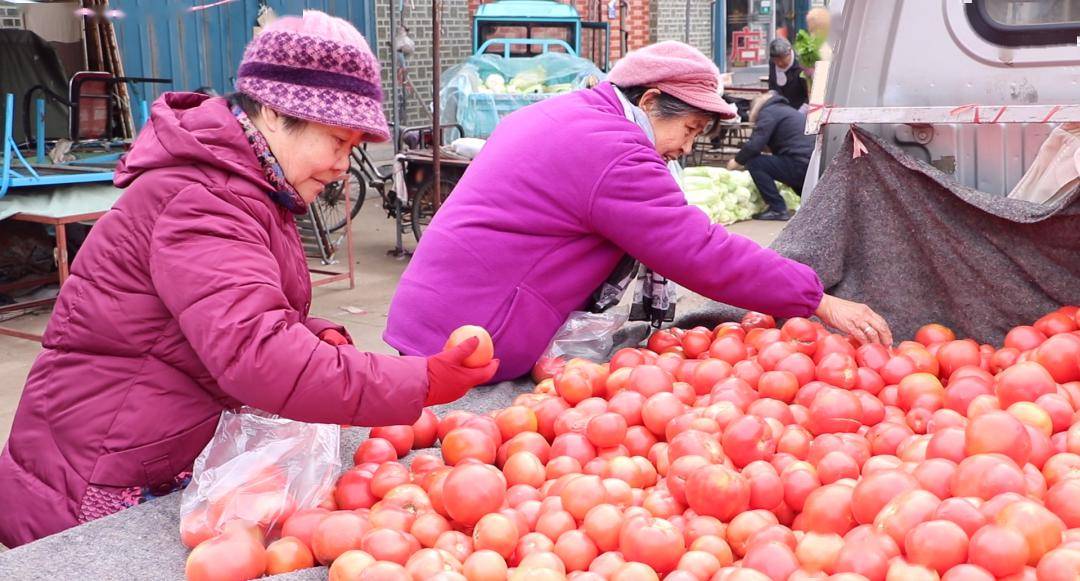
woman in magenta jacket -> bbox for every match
[385,42,892,382]
[0,11,496,547]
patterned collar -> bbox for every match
[232,105,307,214]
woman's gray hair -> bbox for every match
[617,85,718,124]
[226,92,307,132]
[769,38,792,58]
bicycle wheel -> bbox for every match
[315,167,366,232]
[410,174,459,242]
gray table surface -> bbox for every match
[0,380,536,581]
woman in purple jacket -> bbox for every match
[0,11,495,547]
[385,41,892,383]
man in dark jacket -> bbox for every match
[767,37,809,111]
[728,91,815,221]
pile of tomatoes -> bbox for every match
[184,307,1080,581]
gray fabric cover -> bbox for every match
[675,127,1080,345]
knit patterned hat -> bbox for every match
[236,10,390,142]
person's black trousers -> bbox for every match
[746,155,809,212]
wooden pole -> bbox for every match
[431,0,442,206]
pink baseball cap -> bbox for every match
[608,41,738,119]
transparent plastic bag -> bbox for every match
[178,407,340,545]
[533,309,630,381]
[440,53,604,138]
[1008,123,1080,205]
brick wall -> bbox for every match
[652,0,714,59]
[374,0,474,128]
[373,0,717,129]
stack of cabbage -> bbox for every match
[476,68,574,95]
[681,166,801,225]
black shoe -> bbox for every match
[753,208,792,221]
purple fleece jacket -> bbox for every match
[385,82,823,382]
[0,93,429,547]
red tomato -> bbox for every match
[360,528,421,565]
[403,548,462,579]
[742,540,800,581]
[741,311,777,330]
[943,375,994,415]
[441,428,497,466]
[335,468,378,510]
[1034,333,1080,383]
[951,453,1026,500]
[780,462,821,513]
[444,325,494,368]
[409,512,451,548]
[618,516,687,574]
[370,426,414,458]
[462,550,508,581]
[937,339,982,379]
[1005,325,1048,351]
[685,464,751,521]
[880,354,919,385]
[872,489,941,547]
[442,463,505,526]
[903,519,969,574]
[682,329,713,359]
[1035,547,1080,581]
[758,370,801,403]
[815,352,858,390]
[411,409,439,449]
[1034,312,1078,336]
[433,530,473,564]
[797,482,856,535]
[312,511,371,565]
[808,388,863,435]
[722,415,776,468]
[609,348,646,371]
[279,508,329,550]
[690,359,733,395]
[995,361,1057,407]
[355,438,399,465]
[648,329,682,354]
[326,550,376,581]
[897,373,945,412]
[185,527,267,581]
[931,497,986,537]
[710,335,749,365]
[995,499,1066,565]
[968,524,1030,577]
[471,512,519,560]
[965,410,1032,465]
[915,323,956,346]
[370,462,411,499]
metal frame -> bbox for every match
[2,94,115,199]
[473,17,583,56]
[0,210,107,342]
[308,185,356,290]
[806,103,1080,134]
[476,37,579,58]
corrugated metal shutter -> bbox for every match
[111,0,375,101]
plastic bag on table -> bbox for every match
[532,308,630,381]
[178,407,340,547]
[1007,123,1080,205]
